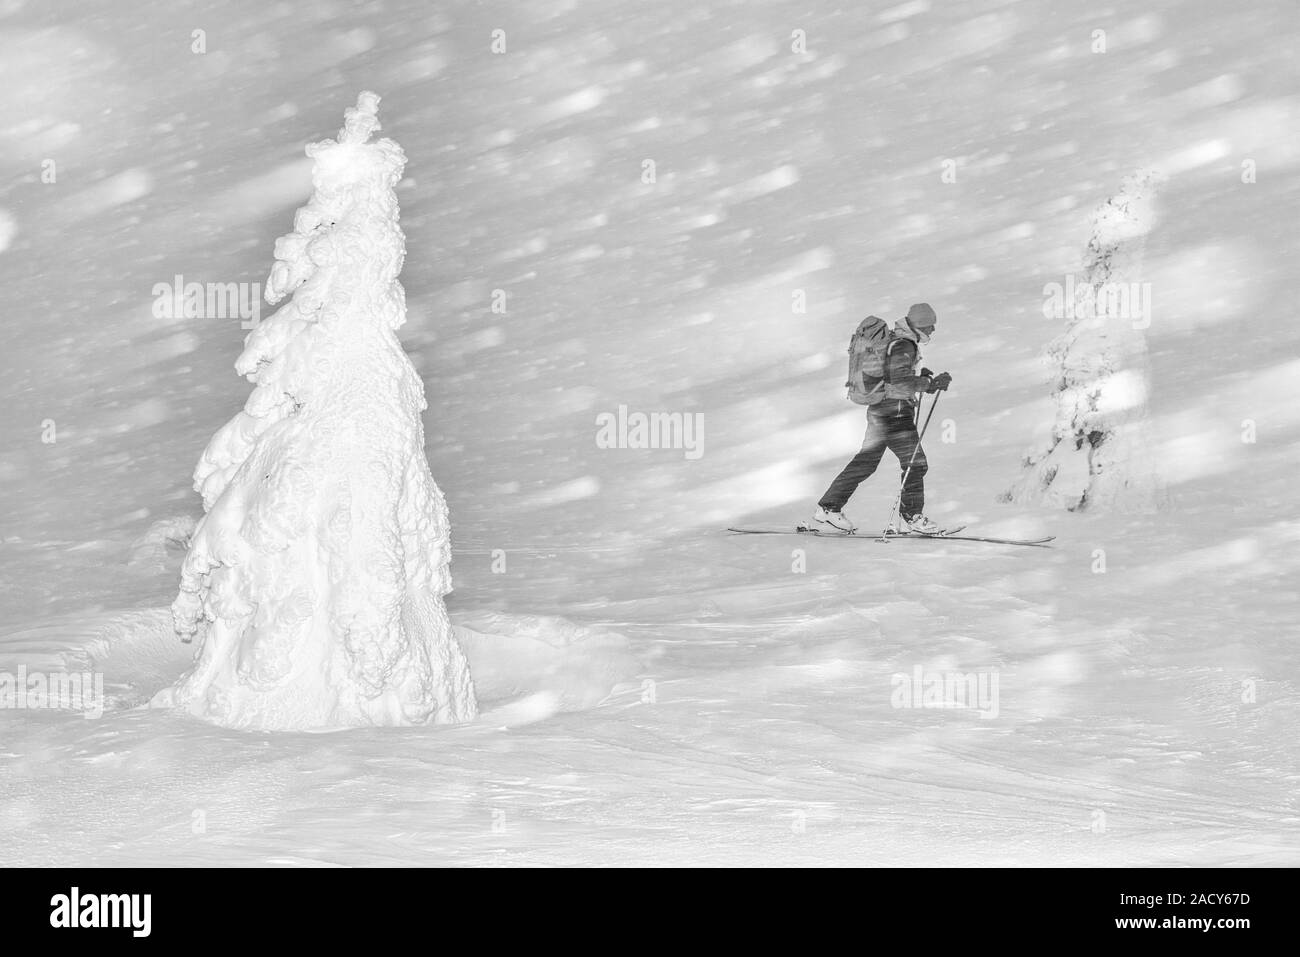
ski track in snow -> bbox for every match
[2,521,1296,866]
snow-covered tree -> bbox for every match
[154,92,477,730]
[1001,170,1168,513]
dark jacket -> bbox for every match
[875,338,932,416]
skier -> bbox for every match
[809,303,951,534]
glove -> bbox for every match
[928,372,952,392]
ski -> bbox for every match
[889,524,967,536]
[801,523,969,537]
[805,523,970,537]
[726,526,1055,547]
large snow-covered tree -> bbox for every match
[1001,170,1167,513]
[154,92,477,730]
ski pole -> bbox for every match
[880,391,941,538]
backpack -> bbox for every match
[845,316,897,406]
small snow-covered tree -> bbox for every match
[155,92,477,730]
[1002,170,1167,512]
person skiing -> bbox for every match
[809,302,951,534]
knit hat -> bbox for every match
[905,302,937,328]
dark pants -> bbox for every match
[818,410,927,516]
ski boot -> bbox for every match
[902,513,943,535]
[803,506,856,534]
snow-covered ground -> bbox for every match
[1,0,1298,865]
